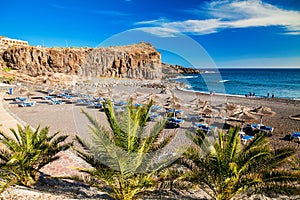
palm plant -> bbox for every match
[0,125,70,192]
[182,126,300,200]
[75,99,175,200]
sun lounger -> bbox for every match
[193,122,216,133]
[94,97,105,102]
[43,96,55,100]
[194,123,208,128]
[114,105,125,112]
[93,103,103,108]
[134,103,143,107]
[168,117,184,123]
[291,132,300,142]
[151,105,162,111]
[238,131,246,138]
[250,123,265,130]
[149,113,160,121]
[114,101,127,106]
[50,99,63,105]
[62,95,73,99]
[75,99,92,106]
[241,135,254,145]
[260,125,274,133]
[15,97,28,102]
[166,109,183,114]
[19,101,35,107]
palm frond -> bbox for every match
[182,125,299,200]
[0,124,71,190]
[74,99,171,200]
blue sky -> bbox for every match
[1,0,300,68]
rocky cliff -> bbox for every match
[0,42,202,83]
[0,42,162,80]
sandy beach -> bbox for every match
[1,79,300,199]
[2,80,300,151]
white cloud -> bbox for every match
[137,27,180,37]
[135,18,168,25]
[135,0,300,36]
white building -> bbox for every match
[0,36,29,48]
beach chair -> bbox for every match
[241,135,254,145]
[259,125,274,135]
[149,113,160,121]
[62,94,73,99]
[151,105,162,111]
[93,103,103,108]
[114,105,125,112]
[15,97,28,102]
[114,101,127,106]
[19,101,35,107]
[43,95,55,100]
[168,117,184,124]
[290,132,300,142]
[50,99,63,105]
[193,122,208,129]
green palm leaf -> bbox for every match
[181,126,300,200]
[75,99,174,200]
[0,124,71,191]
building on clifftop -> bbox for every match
[0,36,29,48]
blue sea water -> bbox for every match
[172,68,300,100]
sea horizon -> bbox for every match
[172,68,300,100]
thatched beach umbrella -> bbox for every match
[200,106,219,118]
[250,106,276,124]
[225,103,244,116]
[19,87,29,96]
[97,88,111,98]
[229,110,257,131]
[230,111,257,123]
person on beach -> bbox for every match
[267,93,270,98]
[272,94,274,98]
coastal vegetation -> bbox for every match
[181,127,300,200]
[74,100,173,200]
[0,76,14,85]
[73,101,300,199]
[1,67,12,73]
[0,125,71,192]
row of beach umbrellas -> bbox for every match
[18,86,276,126]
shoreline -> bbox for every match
[176,86,300,104]
[168,68,300,101]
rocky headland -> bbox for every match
[0,42,201,85]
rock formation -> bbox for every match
[161,63,201,78]
[82,43,161,79]
[0,42,162,80]
[0,42,201,82]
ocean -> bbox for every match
[171,68,300,100]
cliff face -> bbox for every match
[0,42,162,80]
[0,46,88,75]
[82,43,161,79]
